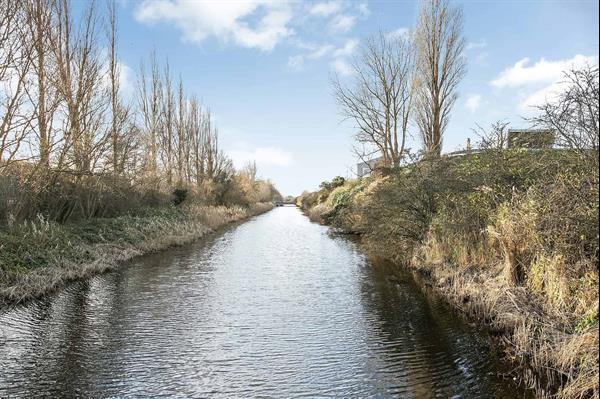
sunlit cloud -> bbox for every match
[491,54,598,112]
[491,54,597,88]
[330,14,356,33]
[309,1,342,17]
[135,0,293,51]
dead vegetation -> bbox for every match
[298,148,598,398]
[0,202,273,305]
[0,0,282,304]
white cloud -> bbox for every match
[491,54,597,88]
[333,39,359,58]
[287,43,335,71]
[385,27,409,40]
[465,94,482,112]
[330,14,356,33]
[118,62,135,98]
[357,2,370,16]
[308,44,335,59]
[229,146,293,167]
[289,38,358,75]
[331,58,353,76]
[330,38,358,76]
[491,54,598,111]
[135,0,293,51]
[519,78,583,112]
[309,1,342,17]
[466,39,487,50]
[99,56,135,99]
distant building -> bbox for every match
[357,156,383,177]
[507,129,555,149]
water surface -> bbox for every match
[0,207,529,397]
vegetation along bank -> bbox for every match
[297,146,598,399]
[0,1,282,305]
[309,0,599,395]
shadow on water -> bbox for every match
[1,207,532,398]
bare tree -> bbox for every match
[50,0,108,173]
[0,0,33,168]
[333,32,415,168]
[23,0,61,169]
[137,51,161,179]
[414,0,466,158]
[528,65,599,158]
[188,96,204,185]
[243,160,257,182]
[472,121,510,150]
[107,0,121,174]
[160,60,175,185]
[0,0,279,225]
[176,76,186,185]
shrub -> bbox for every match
[308,203,331,223]
[489,173,599,315]
[172,188,189,206]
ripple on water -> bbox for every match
[0,207,529,398]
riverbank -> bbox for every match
[0,202,273,306]
[297,150,599,399]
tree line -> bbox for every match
[0,0,280,224]
[333,0,466,167]
[334,0,598,171]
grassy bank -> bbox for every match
[0,202,273,305]
[298,150,599,399]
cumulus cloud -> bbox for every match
[330,38,358,76]
[229,146,293,168]
[331,58,353,76]
[491,54,598,111]
[491,54,597,88]
[309,1,342,17]
[330,14,356,33]
[135,0,293,51]
[520,83,567,110]
[333,38,358,58]
[465,94,482,112]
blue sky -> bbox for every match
[111,0,599,196]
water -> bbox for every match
[0,206,529,398]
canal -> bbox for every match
[0,206,528,397]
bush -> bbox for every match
[489,173,598,315]
[308,203,331,223]
[172,188,189,206]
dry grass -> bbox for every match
[312,152,598,399]
[406,235,599,399]
[0,202,273,305]
[308,203,332,223]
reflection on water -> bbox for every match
[0,207,529,397]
